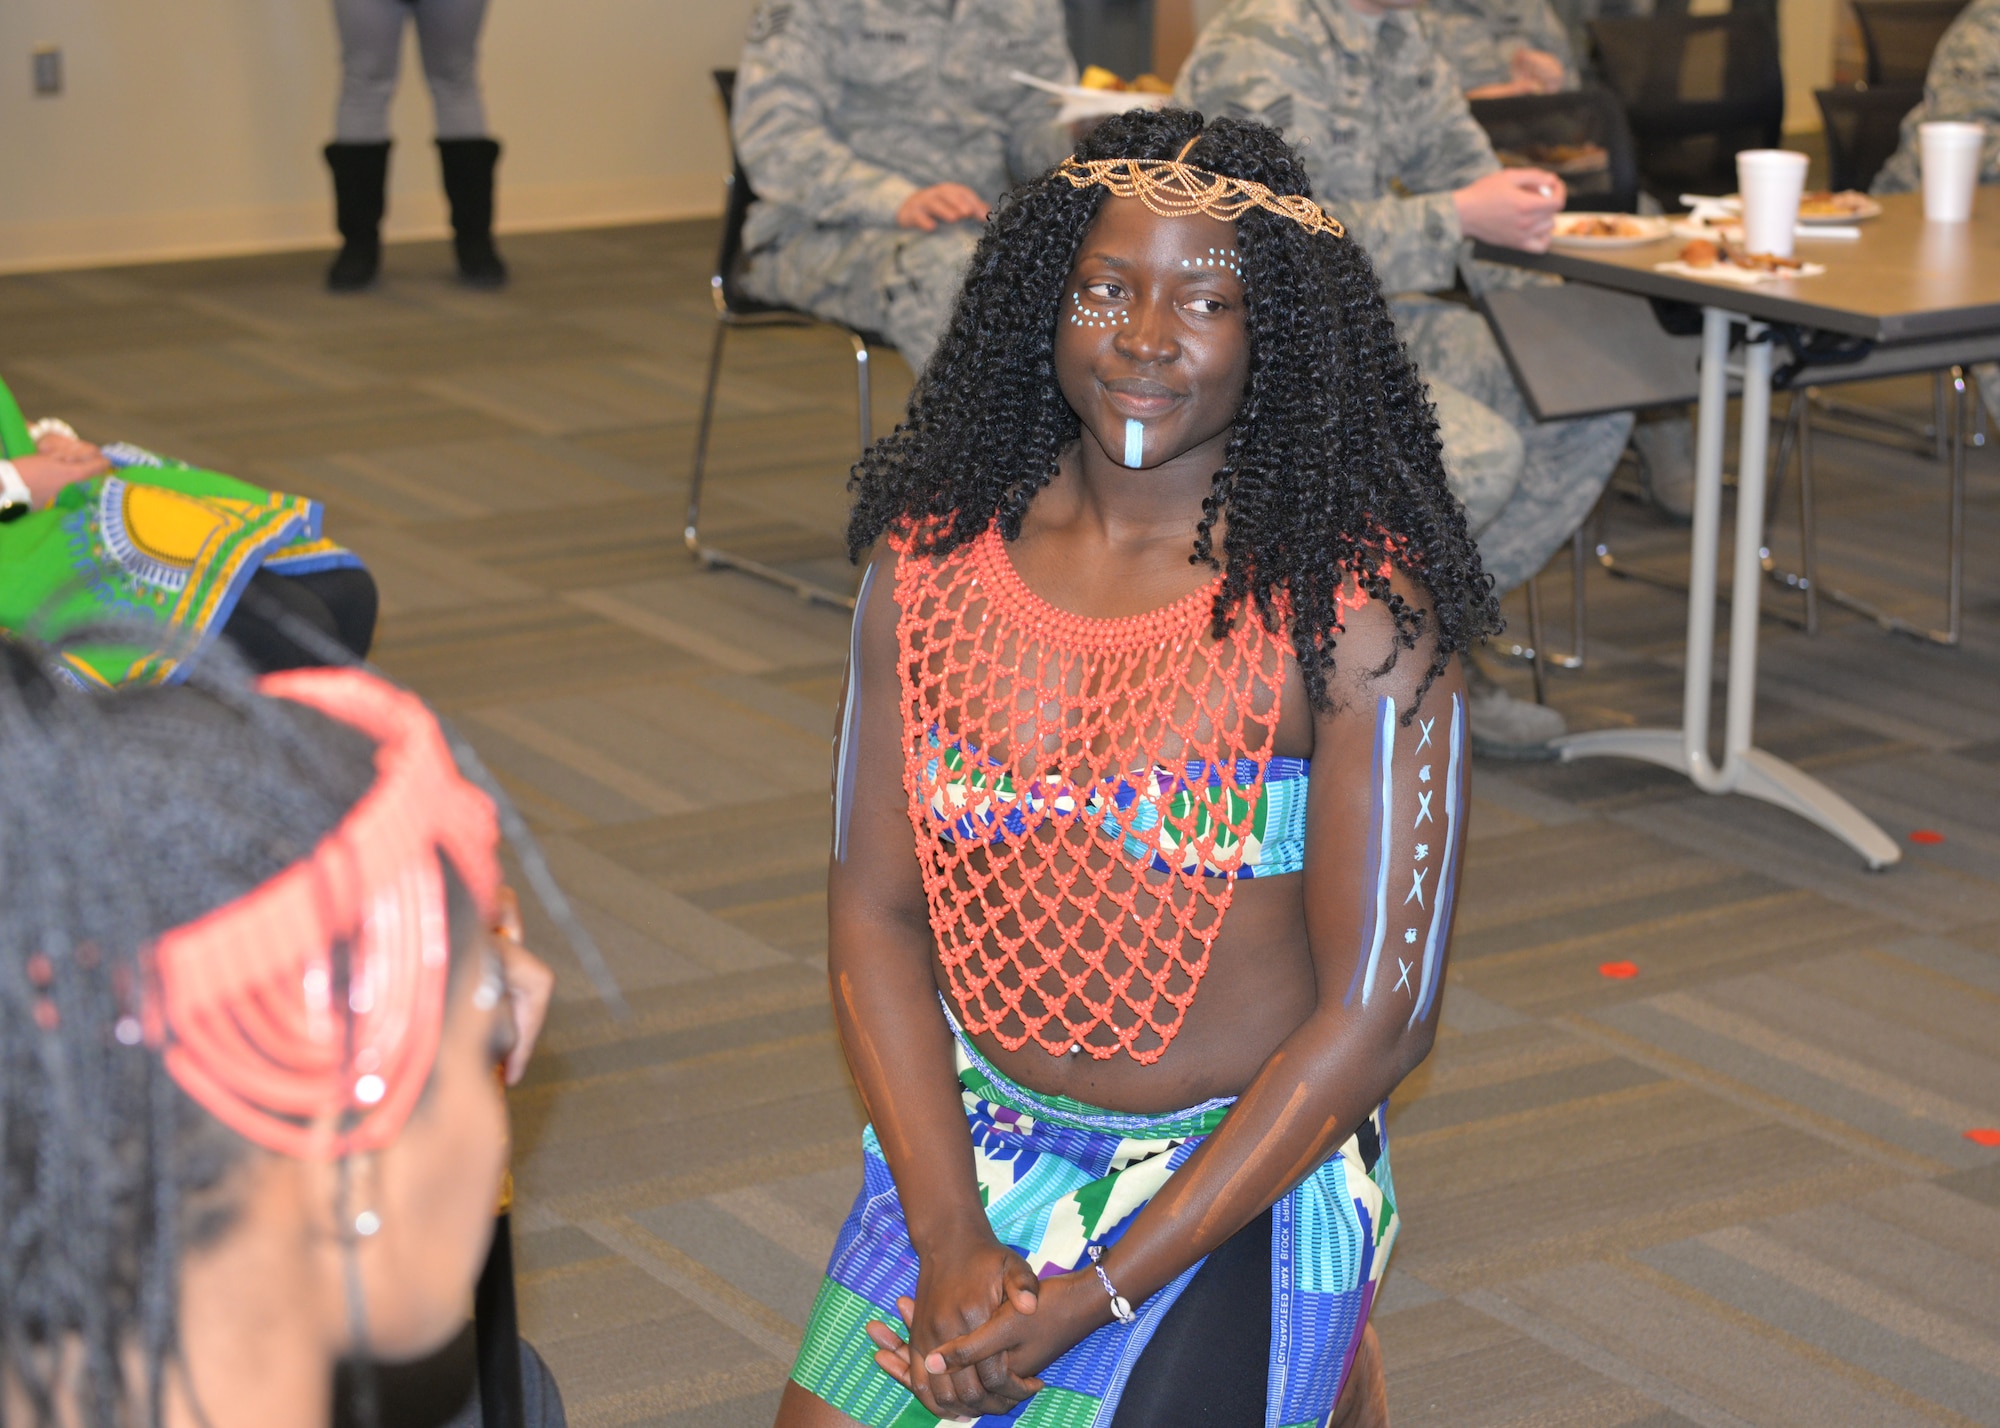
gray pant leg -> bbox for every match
[740,223,981,375]
[1978,362,1999,431]
[333,0,409,143]
[412,0,490,139]
[1427,379,1524,535]
[1396,299,1631,597]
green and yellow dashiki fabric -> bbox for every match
[792,1010,1399,1427]
[0,377,359,687]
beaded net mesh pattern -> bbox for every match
[1054,141,1345,241]
[145,669,501,1159]
[896,526,1356,1064]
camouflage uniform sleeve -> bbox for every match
[1176,19,1453,292]
[1427,0,1576,93]
[1871,0,2000,195]
[1427,10,1515,91]
[1343,46,1498,293]
[1004,0,1080,181]
[732,0,920,227]
[1517,0,1579,87]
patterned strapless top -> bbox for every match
[924,732,1310,878]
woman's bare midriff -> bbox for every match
[936,870,1317,1113]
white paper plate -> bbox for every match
[1549,214,1672,248]
[1713,192,1884,224]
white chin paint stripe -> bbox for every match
[1411,691,1464,1026]
[1359,695,1396,1006]
[1124,418,1143,468]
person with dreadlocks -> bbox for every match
[0,638,553,1427]
[782,109,1493,1428]
[0,375,378,684]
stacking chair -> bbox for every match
[1589,11,1784,204]
[1761,351,1995,647]
[1852,0,1969,85]
[1815,82,1924,192]
[684,69,880,611]
[1802,83,1955,462]
[1469,87,1642,213]
[1456,267,1722,697]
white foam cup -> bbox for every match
[1919,122,1984,222]
[1736,149,1809,257]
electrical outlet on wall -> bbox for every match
[33,46,62,96]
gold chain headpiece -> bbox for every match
[1055,137,1344,240]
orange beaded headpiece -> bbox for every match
[144,668,500,1160]
[1055,137,1345,240]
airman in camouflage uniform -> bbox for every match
[1428,0,1577,95]
[1177,0,1632,601]
[1871,0,1999,423]
[731,0,1076,374]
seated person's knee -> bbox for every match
[1429,382,1524,533]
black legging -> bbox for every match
[221,567,379,673]
[1108,1208,1273,1427]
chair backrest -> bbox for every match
[708,68,768,317]
[1589,11,1785,199]
[1469,87,1642,212]
[1852,0,1968,85]
[1815,83,1924,191]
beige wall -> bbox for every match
[0,0,1845,275]
[0,0,761,274]
[1778,0,1839,132]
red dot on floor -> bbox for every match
[1598,961,1640,980]
[1965,1128,2000,1147]
[1909,829,1946,845]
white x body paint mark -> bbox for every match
[1410,692,1466,1028]
[1395,959,1414,995]
[1405,867,1429,907]
[1417,717,1434,752]
[1416,791,1433,826]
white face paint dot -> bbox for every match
[354,1073,386,1105]
[115,1017,142,1046]
[354,1210,382,1238]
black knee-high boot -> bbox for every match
[323,141,391,293]
[436,137,508,289]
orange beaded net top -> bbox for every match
[895,523,1360,1064]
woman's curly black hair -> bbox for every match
[847,108,1500,710]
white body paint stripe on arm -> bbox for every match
[831,562,877,864]
[1411,690,1464,1026]
[1359,695,1396,1006]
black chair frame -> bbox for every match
[1852,0,1969,86]
[1589,11,1784,203]
[684,69,876,611]
[1470,87,1643,214]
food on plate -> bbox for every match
[1497,143,1608,173]
[1725,244,1804,272]
[1553,213,1654,239]
[1079,65,1173,94]
[1796,189,1875,219]
[1677,237,1804,272]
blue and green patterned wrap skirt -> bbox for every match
[791,1013,1399,1427]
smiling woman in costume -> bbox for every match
[0,642,550,1426]
[783,110,1497,1428]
